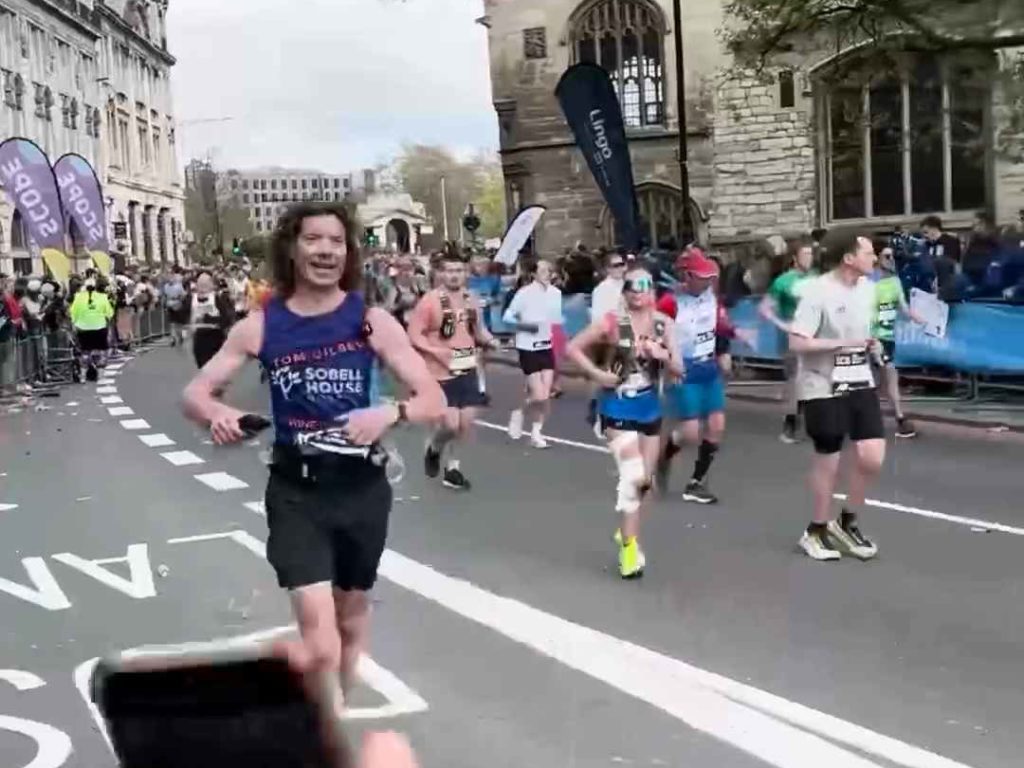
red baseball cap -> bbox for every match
[676,248,719,279]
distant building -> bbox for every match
[0,0,184,275]
[217,166,378,234]
[484,0,1024,254]
[357,192,431,254]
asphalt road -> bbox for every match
[2,344,1023,768]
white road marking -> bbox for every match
[243,500,266,516]
[0,503,18,512]
[107,406,134,416]
[0,672,73,768]
[160,450,205,467]
[834,494,1024,537]
[0,670,46,691]
[377,549,970,768]
[95,378,115,385]
[194,472,249,491]
[139,433,175,448]
[475,419,611,454]
[105,363,124,370]
[479,419,1019,540]
[0,558,72,610]
[99,396,124,405]
[96,386,118,394]
[120,419,151,431]
[53,545,156,600]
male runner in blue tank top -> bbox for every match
[183,203,445,711]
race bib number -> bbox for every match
[832,349,874,394]
[693,329,716,361]
[450,347,477,373]
[296,427,371,458]
[877,303,898,327]
[532,340,552,350]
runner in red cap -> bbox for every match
[657,248,749,503]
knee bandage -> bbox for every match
[610,432,647,515]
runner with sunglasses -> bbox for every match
[586,252,628,433]
[657,249,751,504]
[567,268,682,579]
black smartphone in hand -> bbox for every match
[91,649,350,768]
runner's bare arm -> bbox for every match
[182,311,263,440]
[567,318,618,387]
[406,296,450,365]
[659,320,685,379]
[366,307,446,424]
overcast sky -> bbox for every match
[166,0,497,174]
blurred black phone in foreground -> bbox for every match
[91,650,350,768]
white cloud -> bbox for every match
[166,0,497,173]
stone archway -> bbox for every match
[386,218,411,253]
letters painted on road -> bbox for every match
[0,670,73,768]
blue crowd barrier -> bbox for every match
[727,296,1024,374]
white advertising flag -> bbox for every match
[494,205,546,266]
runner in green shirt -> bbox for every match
[760,241,817,443]
[872,247,925,439]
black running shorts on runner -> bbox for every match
[78,329,108,352]
[518,348,555,376]
[264,469,392,591]
[802,388,884,455]
[441,372,488,409]
[600,416,662,436]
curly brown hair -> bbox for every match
[269,203,362,297]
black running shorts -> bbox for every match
[441,372,488,409]
[518,348,555,376]
[78,329,108,352]
[802,388,884,455]
[264,469,391,591]
[600,416,662,436]
[879,339,896,366]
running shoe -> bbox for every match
[529,424,548,449]
[827,513,878,560]
[508,409,524,440]
[780,418,799,444]
[424,443,441,479]
[799,524,842,561]
[682,479,718,505]
[442,466,471,491]
[895,417,918,439]
[613,529,646,569]
[619,538,644,579]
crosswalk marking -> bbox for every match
[139,434,175,448]
[99,396,123,405]
[96,386,118,395]
[120,419,151,431]
[107,407,134,416]
[160,451,205,467]
[243,501,266,516]
[194,472,248,491]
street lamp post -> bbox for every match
[672,0,692,243]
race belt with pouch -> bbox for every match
[272,437,389,485]
[449,346,478,375]
[831,348,874,394]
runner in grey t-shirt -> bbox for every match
[788,234,887,563]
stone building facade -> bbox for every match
[484,0,1024,254]
[0,0,184,276]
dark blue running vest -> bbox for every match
[258,293,375,453]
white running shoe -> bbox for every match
[530,424,548,449]
[799,526,842,561]
[827,518,878,561]
[508,409,524,440]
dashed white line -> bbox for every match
[96,386,118,395]
[834,494,1024,537]
[139,433,176,448]
[194,472,249,491]
[95,378,116,386]
[105,364,124,371]
[99,396,124,405]
[107,406,134,416]
[0,503,18,512]
[243,501,266,516]
[160,450,205,467]
[120,419,151,431]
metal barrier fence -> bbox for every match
[0,306,170,399]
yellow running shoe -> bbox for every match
[619,538,644,579]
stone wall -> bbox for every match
[709,73,817,241]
